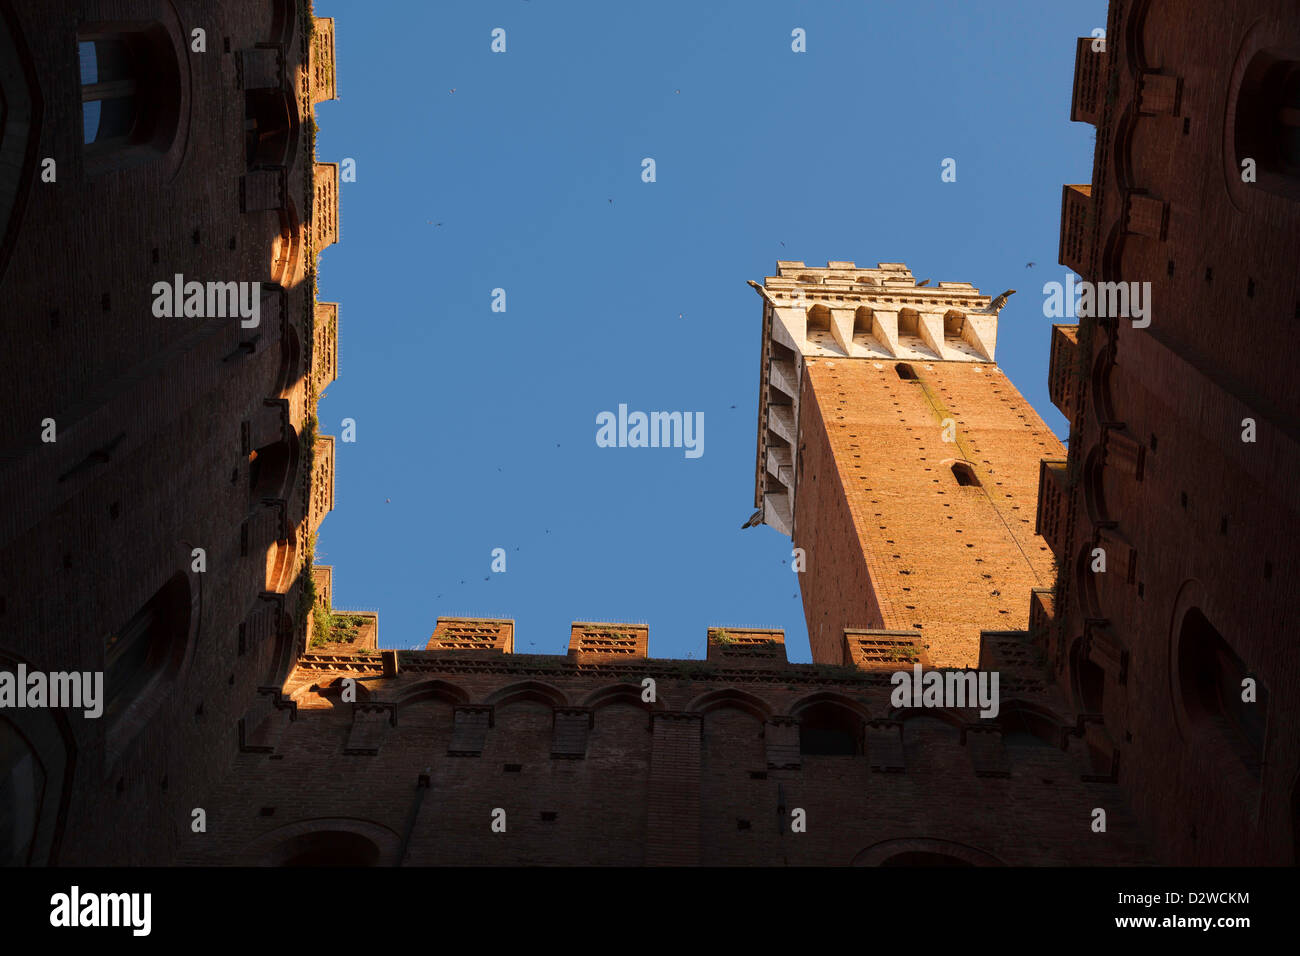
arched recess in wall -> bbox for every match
[806,303,832,332]
[1230,49,1300,201]
[1083,445,1111,525]
[244,88,298,170]
[1074,542,1104,620]
[1111,105,1139,200]
[0,1,42,284]
[1090,350,1117,424]
[274,319,300,398]
[259,604,298,692]
[851,837,1005,867]
[240,818,401,866]
[791,692,868,757]
[484,680,568,710]
[76,16,191,180]
[582,683,664,712]
[1098,222,1127,287]
[396,680,471,711]
[1069,635,1106,714]
[250,424,299,504]
[0,651,74,866]
[270,197,301,287]
[686,688,772,724]
[997,700,1066,750]
[268,0,298,47]
[264,521,300,594]
[1171,593,1268,781]
[104,569,199,768]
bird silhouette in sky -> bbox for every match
[1025,262,1036,268]
[385,498,390,503]
[915,279,931,287]
[449,88,456,93]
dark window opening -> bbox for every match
[1178,608,1267,777]
[245,90,294,168]
[951,462,980,487]
[1235,54,1300,199]
[249,439,293,503]
[799,704,861,756]
[104,573,190,727]
[999,705,1059,748]
[77,24,182,163]
[895,363,918,381]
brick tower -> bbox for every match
[750,262,1064,668]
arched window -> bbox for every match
[104,573,191,729]
[1178,608,1267,776]
[951,462,980,487]
[77,24,181,163]
[249,438,294,502]
[798,703,861,756]
[1235,53,1300,200]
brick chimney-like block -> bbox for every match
[706,627,787,667]
[426,618,514,654]
[843,629,928,671]
[310,17,337,103]
[568,622,649,661]
[313,162,339,251]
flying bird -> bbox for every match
[449,88,456,93]
[741,509,763,529]
[385,498,390,503]
[1025,262,1036,268]
[915,279,931,287]
[971,289,1016,314]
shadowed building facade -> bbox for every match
[1046,0,1300,865]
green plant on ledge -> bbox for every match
[712,629,736,645]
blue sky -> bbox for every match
[313,0,1103,661]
